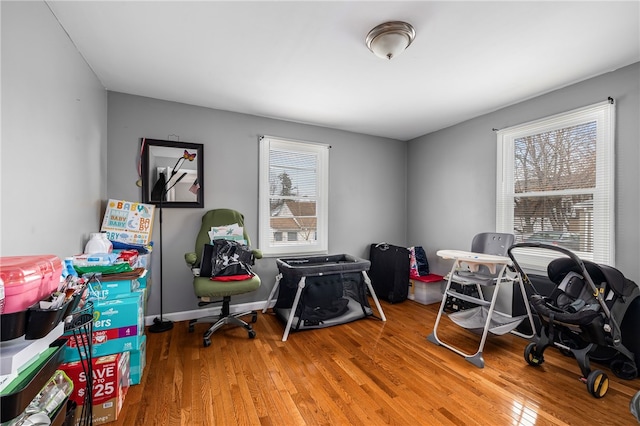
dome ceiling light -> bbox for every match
[365,21,416,60]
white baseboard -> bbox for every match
[144,300,272,326]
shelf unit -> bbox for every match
[0,300,94,425]
[427,249,536,368]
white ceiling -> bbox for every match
[46,1,640,141]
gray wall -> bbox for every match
[1,1,107,257]
[107,92,408,318]
[4,1,638,321]
[407,62,640,284]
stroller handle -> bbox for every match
[507,242,613,320]
[508,242,583,269]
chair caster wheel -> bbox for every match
[203,338,211,347]
[188,324,194,333]
[251,313,258,323]
[248,330,256,339]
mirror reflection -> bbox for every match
[142,139,204,208]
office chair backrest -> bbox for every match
[194,209,251,266]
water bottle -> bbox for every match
[64,257,78,277]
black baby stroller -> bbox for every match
[508,242,640,398]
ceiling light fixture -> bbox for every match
[366,21,416,60]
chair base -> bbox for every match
[189,296,257,347]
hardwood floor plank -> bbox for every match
[107,300,639,425]
[229,344,263,424]
[291,333,385,426]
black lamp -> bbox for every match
[149,166,187,333]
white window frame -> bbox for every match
[259,136,329,257]
[496,101,615,271]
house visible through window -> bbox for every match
[259,136,329,256]
[496,100,615,269]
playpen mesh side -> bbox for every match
[274,271,373,330]
[273,254,374,330]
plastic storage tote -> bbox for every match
[0,255,63,314]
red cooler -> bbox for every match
[0,255,63,314]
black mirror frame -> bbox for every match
[141,138,204,208]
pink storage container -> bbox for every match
[0,255,63,314]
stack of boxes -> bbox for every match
[58,199,154,425]
[60,266,148,425]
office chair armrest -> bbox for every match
[185,252,198,267]
[252,249,263,260]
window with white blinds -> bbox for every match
[496,101,615,270]
[258,136,329,256]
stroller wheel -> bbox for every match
[631,390,640,422]
[586,370,609,398]
[610,357,638,380]
[525,343,544,366]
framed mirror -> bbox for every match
[141,138,204,208]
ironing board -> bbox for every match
[427,249,535,368]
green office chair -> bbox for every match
[184,209,261,347]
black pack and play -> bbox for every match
[368,243,410,303]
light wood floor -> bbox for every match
[113,300,639,425]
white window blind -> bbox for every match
[259,136,329,256]
[496,100,615,271]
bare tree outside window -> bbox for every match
[513,123,596,251]
[497,101,614,267]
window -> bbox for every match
[496,101,615,270]
[259,136,329,256]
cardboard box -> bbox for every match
[64,332,143,363]
[88,278,140,300]
[136,272,150,316]
[93,290,144,332]
[100,199,155,246]
[61,351,130,425]
[136,269,149,289]
[77,396,126,426]
[129,335,147,385]
[71,351,130,426]
[60,351,130,407]
[63,291,144,362]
